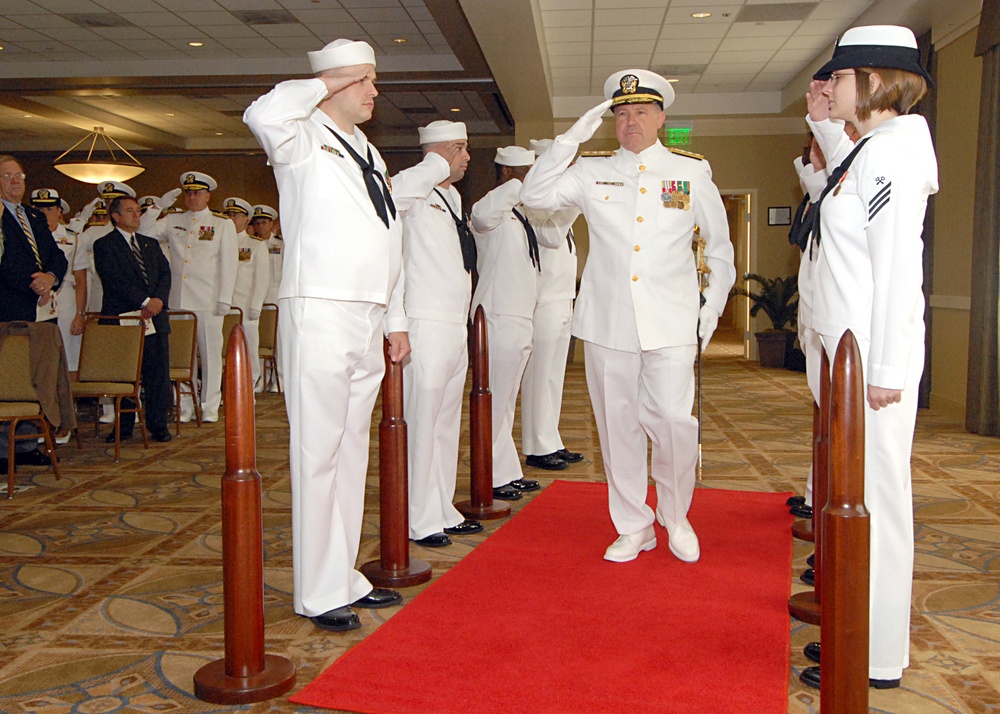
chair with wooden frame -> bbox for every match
[168,310,201,435]
[258,303,280,393]
[72,314,148,462]
[0,324,63,498]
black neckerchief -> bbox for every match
[511,206,541,272]
[433,187,477,273]
[327,127,396,228]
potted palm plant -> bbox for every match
[733,273,799,368]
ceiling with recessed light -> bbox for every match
[0,0,982,153]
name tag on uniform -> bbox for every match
[238,248,252,262]
[320,144,344,158]
[662,180,691,210]
[198,226,215,241]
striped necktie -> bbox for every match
[130,234,148,286]
[15,205,42,268]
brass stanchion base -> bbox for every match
[194,654,296,705]
[360,557,432,588]
[455,500,510,520]
[788,590,821,626]
[791,518,814,542]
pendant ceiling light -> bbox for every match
[53,126,145,184]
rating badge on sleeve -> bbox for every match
[662,180,691,210]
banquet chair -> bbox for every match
[168,310,201,435]
[259,303,280,393]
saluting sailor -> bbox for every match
[244,38,410,632]
[224,196,270,391]
[392,119,482,548]
[520,69,736,564]
[140,171,238,423]
[470,146,543,501]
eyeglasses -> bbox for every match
[0,172,26,181]
[828,71,856,84]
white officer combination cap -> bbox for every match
[30,188,61,207]
[813,25,932,85]
[180,171,217,192]
[222,197,251,215]
[418,120,467,145]
[251,204,277,221]
[529,139,554,156]
[308,39,376,74]
[495,146,534,167]
[604,69,675,110]
[98,180,136,199]
[92,198,108,215]
[60,198,70,214]
[138,196,157,212]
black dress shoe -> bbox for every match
[525,453,567,471]
[870,678,901,689]
[492,485,522,501]
[351,588,402,609]
[150,429,172,443]
[412,533,451,548]
[804,641,820,664]
[310,606,361,632]
[800,568,814,586]
[555,448,584,463]
[509,478,540,491]
[787,495,806,507]
[790,504,813,519]
[15,449,52,466]
[444,519,483,535]
[106,431,133,443]
[0,459,9,473]
[807,553,815,567]
[800,665,821,689]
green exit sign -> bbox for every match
[665,127,691,145]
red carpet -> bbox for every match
[291,481,793,713]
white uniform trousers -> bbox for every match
[819,332,921,681]
[584,341,698,535]
[183,311,224,422]
[403,319,468,539]
[484,313,533,486]
[801,325,823,507]
[239,316,262,389]
[521,299,573,456]
[282,297,385,617]
[55,282,81,372]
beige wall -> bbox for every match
[928,28,982,419]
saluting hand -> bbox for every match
[806,80,831,122]
[561,99,613,145]
[319,66,374,98]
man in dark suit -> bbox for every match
[0,155,68,323]
[0,154,69,472]
[93,196,173,443]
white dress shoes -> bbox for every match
[655,510,700,563]
[604,525,657,563]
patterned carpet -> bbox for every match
[0,329,998,714]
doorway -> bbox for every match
[721,190,755,359]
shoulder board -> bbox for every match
[669,147,705,161]
[579,150,614,158]
[274,234,283,240]
[66,227,79,236]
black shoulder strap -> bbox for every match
[810,136,871,256]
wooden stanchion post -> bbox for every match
[456,306,510,520]
[821,330,870,712]
[789,349,830,625]
[361,339,432,587]
[194,325,295,704]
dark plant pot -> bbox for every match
[755,329,796,368]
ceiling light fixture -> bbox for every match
[53,126,145,184]
[691,12,712,18]
[392,38,407,43]
[450,108,461,112]
[188,41,204,47]
[667,79,679,83]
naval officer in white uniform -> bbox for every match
[470,146,543,501]
[244,38,410,632]
[520,69,736,564]
[224,196,270,390]
[519,138,584,471]
[392,120,482,548]
[250,204,283,392]
[140,171,238,423]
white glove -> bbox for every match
[249,309,260,321]
[698,305,720,351]
[215,302,231,317]
[77,196,101,224]
[156,188,182,210]
[559,99,612,145]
